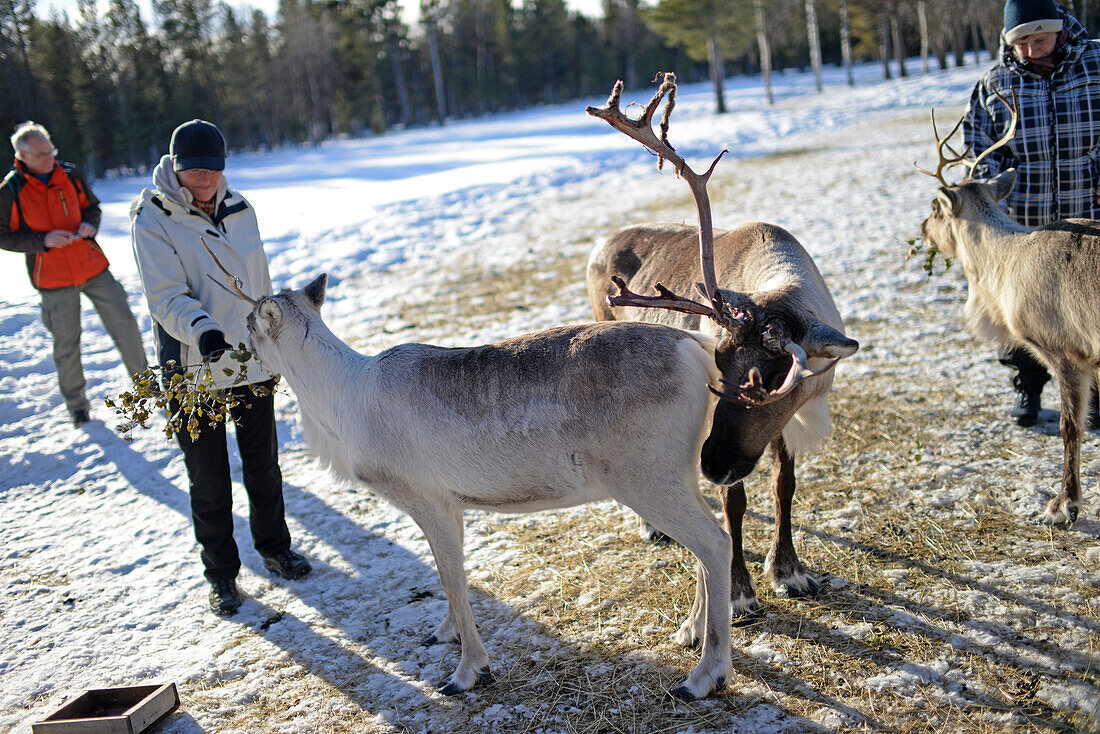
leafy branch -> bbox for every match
[106,343,278,442]
[905,237,952,276]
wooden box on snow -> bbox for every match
[31,683,179,734]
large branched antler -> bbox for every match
[915,89,1018,186]
[586,73,735,327]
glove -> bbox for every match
[198,330,232,362]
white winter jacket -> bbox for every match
[130,156,272,387]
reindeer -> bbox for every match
[202,249,733,699]
[918,91,1096,525]
[585,74,859,614]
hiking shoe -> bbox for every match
[72,409,91,426]
[209,579,241,616]
[1010,390,1040,427]
[261,548,312,580]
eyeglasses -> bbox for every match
[22,147,57,159]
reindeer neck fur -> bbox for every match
[952,195,1031,291]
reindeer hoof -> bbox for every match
[670,674,726,700]
[422,634,438,647]
[439,681,465,696]
[1040,498,1078,526]
[643,523,674,545]
[773,571,819,599]
[438,667,492,695]
[731,592,761,620]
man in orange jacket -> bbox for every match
[0,122,147,425]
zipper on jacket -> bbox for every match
[58,189,70,218]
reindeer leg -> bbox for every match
[628,476,732,700]
[407,504,492,694]
[763,437,818,598]
[721,481,760,617]
[1042,365,1085,525]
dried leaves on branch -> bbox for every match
[105,345,276,441]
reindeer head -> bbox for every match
[921,170,1017,258]
[245,274,328,376]
[699,289,857,484]
[916,90,1018,261]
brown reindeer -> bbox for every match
[585,74,859,614]
[918,92,1094,525]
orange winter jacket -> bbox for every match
[0,160,108,289]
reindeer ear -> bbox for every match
[259,298,283,323]
[303,274,328,310]
[802,321,859,359]
[937,187,959,216]
[989,168,1016,201]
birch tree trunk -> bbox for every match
[806,0,822,92]
[840,0,854,86]
[918,1,929,74]
[879,8,892,80]
[755,0,773,105]
[424,12,447,123]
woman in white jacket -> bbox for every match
[131,120,310,616]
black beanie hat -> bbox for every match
[1004,0,1063,43]
[170,119,226,172]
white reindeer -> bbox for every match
[918,93,1094,525]
[585,74,858,613]
[203,253,733,698]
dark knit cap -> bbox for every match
[170,119,226,172]
[1004,0,1063,43]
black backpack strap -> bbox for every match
[1,170,29,232]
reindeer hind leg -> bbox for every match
[407,504,492,694]
[1042,362,1087,526]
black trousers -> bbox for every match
[174,380,291,583]
[999,345,1050,394]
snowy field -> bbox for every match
[2,61,1099,733]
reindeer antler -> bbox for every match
[914,111,970,186]
[587,73,732,325]
[965,89,1018,182]
[915,89,1018,187]
[202,237,260,307]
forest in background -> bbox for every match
[2,0,1095,176]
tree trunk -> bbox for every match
[880,9,892,80]
[891,5,907,77]
[918,1,929,74]
[708,31,727,114]
[806,0,822,92]
[386,38,411,126]
[755,0,773,104]
[953,24,966,67]
[425,15,447,124]
[840,0,854,86]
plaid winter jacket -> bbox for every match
[964,7,1100,227]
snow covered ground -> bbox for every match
[2,61,1099,733]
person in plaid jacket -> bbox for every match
[963,0,1100,427]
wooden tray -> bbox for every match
[31,683,179,734]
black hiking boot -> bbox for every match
[261,548,312,580]
[209,579,241,616]
[1010,390,1041,427]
